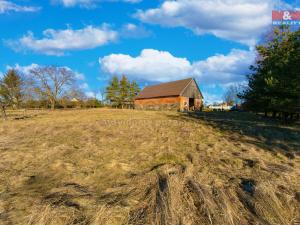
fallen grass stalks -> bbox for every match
[0,109,299,224]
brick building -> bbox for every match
[134,78,203,111]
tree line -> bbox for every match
[0,66,141,119]
[240,27,300,122]
[0,66,102,118]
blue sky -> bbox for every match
[0,0,299,103]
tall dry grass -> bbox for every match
[0,109,299,225]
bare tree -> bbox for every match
[98,87,106,104]
[223,84,243,105]
[30,66,75,110]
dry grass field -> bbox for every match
[0,109,299,225]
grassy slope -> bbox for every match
[0,109,299,225]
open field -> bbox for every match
[0,109,299,225]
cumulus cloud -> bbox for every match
[52,0,141,8]
[7,24,118,56]
[74,71,85,80]
[6,63,40,75]
[202,92,223,104]
[192,49,255,84]
[0,0,41,13]
[100,48,255,85]
[100,49,192,82]
[135,0,288,46]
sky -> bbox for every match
[0,0,299,103]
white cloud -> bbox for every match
[100,49,192,82]
[74,71,85,80]
[0,0,41,13]
[7,24,118,56]
[100,48,255,85]
[192,49,255,84]
[85,91,104,99]
[135,0,289,46]
[121,23,151,38]
[6,63,40,75]
[85,91,96,98]
[6,64,86,82]
[53,0,141,8]
[53,0,96,8]
[80,82,89,89]
[202,92,223,104]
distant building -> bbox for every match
[208,103,233,111]
[71,98,79,102]
[134,78,203,111]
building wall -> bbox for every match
[135,96,202,111]
[179,97,202,111]
[181,79,202,99]
[179,97,189,111]
[134,79,204,111]
[195,99,203,110]
[135,97,181,111]
[181,79,203,111]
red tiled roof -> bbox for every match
[135,78,193,99]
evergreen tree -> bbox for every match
[0,69,23,109]
[105,75,140,108]
[119,75,130,108]
[129,81,140,107]
[241,27,300,121]
[106,76,120,107]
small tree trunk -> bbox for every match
[50,99,55,110]
[1,106,7,120]
[284,112,288,124]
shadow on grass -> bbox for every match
[179,111,300,155]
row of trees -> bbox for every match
[0,67,102,118]
[0,66,142,118]
[240,27,300,122]
[106,75,140,108]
